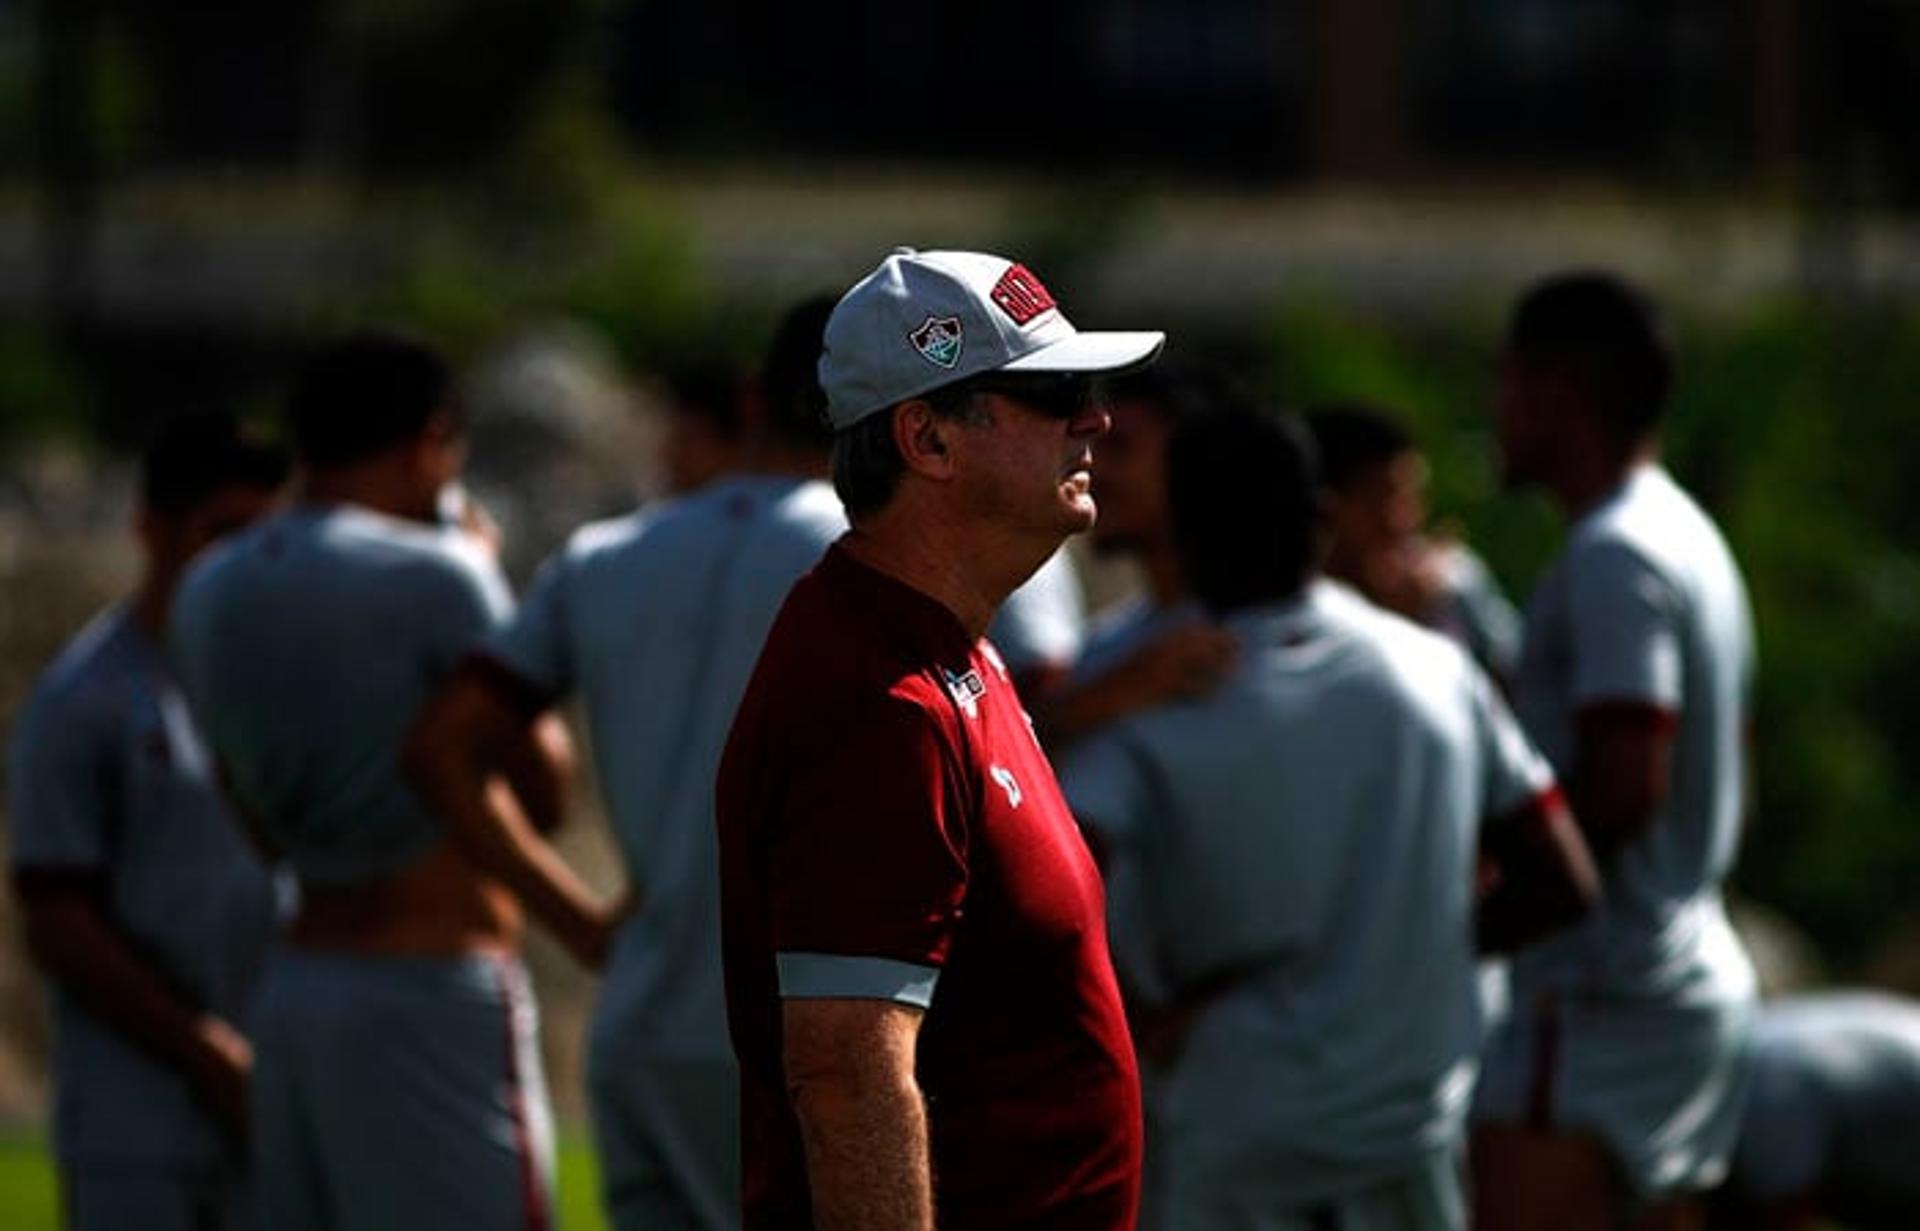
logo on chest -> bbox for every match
[989,764,1023,809]
[943,666,987,720]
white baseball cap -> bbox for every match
[818,248,1166,430]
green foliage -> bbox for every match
[330,179,709,371]
[0,1130,611,1231]
[0,329,91,462]
[1261,294,1920,970]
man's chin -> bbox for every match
[1060,495,1098,536]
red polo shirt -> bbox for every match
[717,540,1142,1230]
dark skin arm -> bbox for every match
[784,997,933,1231]
[402,663,615,969]
[1475,787,1602,954]
[15,875,251,1139]
[1029,624,1238,749]
[1567,702,1677,864]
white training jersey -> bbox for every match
[1732,991,1920,1205]
[485,474,846,1054]
[1509,464,1755,1001]
[168,505,513,885]
[1061,581,1555,1200]
[989,546,1086,677]
[8,608,277,1166]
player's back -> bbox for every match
[1513,464,1755,996]
[170,504,512,887]
[1732,991,1920,1221]
[502,473,844,1046]
[1066,581,1540,1192]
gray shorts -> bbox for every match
[1158,1150,1465,1231]
[250,947,555,1231]
[585,1049,738,1231]
[1475,987,1752,1199]
[62,1161,249,1231]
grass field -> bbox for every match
[0,1130,612,1230]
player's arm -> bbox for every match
[1475,786,1601,954]
[13,871,250,1135]
[784,997,933,1231]
[1031,623,1237,749]
[403,658,613,969]
[1561,542,1684,863]
[1568,703,1676,862]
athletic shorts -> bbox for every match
[1158,1149,1464,1231]
[62,1160,249,1231]
[1474,987,1753,1199]
[585,1046,738,1231]
[250,947,555,1231]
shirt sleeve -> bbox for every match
[420,538,516,680]
[770,694,970,1007]
[1059,732,1170,1006]
[483,548,573,701]
[7,686,115,870]
[1470,662,1558,819]
[1566,540,1683,710]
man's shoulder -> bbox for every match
[17,609,140,744]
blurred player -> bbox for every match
[1471,273,1759,1231]
[1028,363,1240,749]
[718,248,1162,1229]
[1061,406,1597,1231]
[407,297,848,1231]
[1713,991,1920,1231]
[8,415,288,1231]
[169,332,614,1231]
[1306,402,1522,683]
[660,360,749,496]
[988,545,1087,698]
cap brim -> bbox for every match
[1000,330,1166,376]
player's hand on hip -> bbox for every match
[187,1014,253,1141]
[1130,624,1238,704]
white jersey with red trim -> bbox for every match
[1508,464,1755,999]
[1061,580,1556,1207]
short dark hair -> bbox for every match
[1507,271,1674,440]
[140,413,290,516]
[758,295,837,453]
[1105,360,1251,425]
[830,383,987,521]
[1303,403,1415,490]
[1167,407,1321,615]
[663,360,744,437]
[286,331,458,470]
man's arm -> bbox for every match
[1567,702,1676,863]
[1031,624,1237,749]
[783,997,933,1231]
[1475,787,1601,954]
[402,661,614,969]
[14,874,251,1136]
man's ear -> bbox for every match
[892,400,958,481]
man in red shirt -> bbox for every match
[717,248,1164,1230]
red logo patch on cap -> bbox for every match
[990,264,1058,326]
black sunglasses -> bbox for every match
[962,373,1098,420]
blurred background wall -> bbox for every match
[1,0,1917,1136]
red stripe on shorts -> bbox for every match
[498,959,551,1231]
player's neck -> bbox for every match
[842,513,1051,642]
[130,574,173,640]
[302,458,440,525]
[1140,539,1186,609]
[738,444,830,481]
[1554,439,1658,520]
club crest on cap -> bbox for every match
[909,316,964,369]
